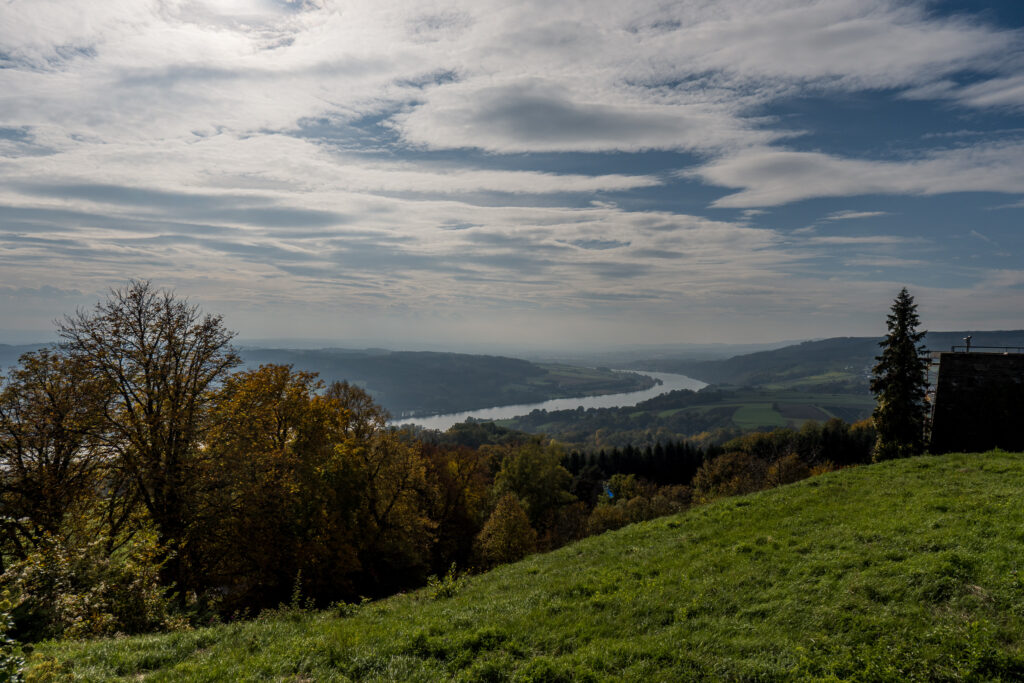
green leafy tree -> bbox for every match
[3,528,182,641]
[870,288,929,461]
[492,440,574,533]
[0,590,24,682]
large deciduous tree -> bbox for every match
[0,350,108,562]
[58,280,240,592]
[328,382,435,593]
[870,288,929,461]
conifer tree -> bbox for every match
[870,288,929,461]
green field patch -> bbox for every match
[731,403,786,429]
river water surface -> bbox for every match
[391,371,707,431]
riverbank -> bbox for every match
[391,371,706,431]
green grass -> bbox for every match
[31,452,1024,681]
[731,402,787,429]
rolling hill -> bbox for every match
[240,348,655,417]
[634,330,1024,391]
[34,451,1024,681]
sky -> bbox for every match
[1,0,1024,350]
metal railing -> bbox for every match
[950,345,1024,353]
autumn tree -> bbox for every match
[871,288,929,461]
[692,451,767,503]
[421,442,493,573]
[475,493,537,567]
[764,452,811,488]
[199,373,436,608]
[200,365,362,609]
[329,382,435,593]
[58,280,240,592]
[0,350,109,562]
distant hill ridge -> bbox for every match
[1,344,650,417]
[0,343,55,372]
[632,330,1024,389]
[240,348,654,417]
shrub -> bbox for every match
[765,453,811,487]
[692,451,767,503]
[586,504,632,535]
[3,530,185,641]
[0,591,24,682]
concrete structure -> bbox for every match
[929,350,1024,454]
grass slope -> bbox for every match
[34,452,1024,681]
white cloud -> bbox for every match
[1,0,1023,344]
[636,0,1012,87]
[2,0,1018,153]
[824,210,890,221]
[806,235,914,245]
[693,143,1024,207]
[956,75,1024,109]
[842,257,925,268]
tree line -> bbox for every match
[0,282,914,642]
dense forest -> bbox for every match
[0,282,878,643]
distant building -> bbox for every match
[929,348,1024,454]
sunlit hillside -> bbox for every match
[33,451,1024,681]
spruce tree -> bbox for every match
[870,288,929,461]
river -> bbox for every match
[390,370,707,431]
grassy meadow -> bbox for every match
[29,451,1024,681]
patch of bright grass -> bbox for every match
[31,451,1024,681]
[731,402,787,429]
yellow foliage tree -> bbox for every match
[475,494,537,568]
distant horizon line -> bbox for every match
[3,329,1023,355]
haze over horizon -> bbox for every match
[2,0,1024,349]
